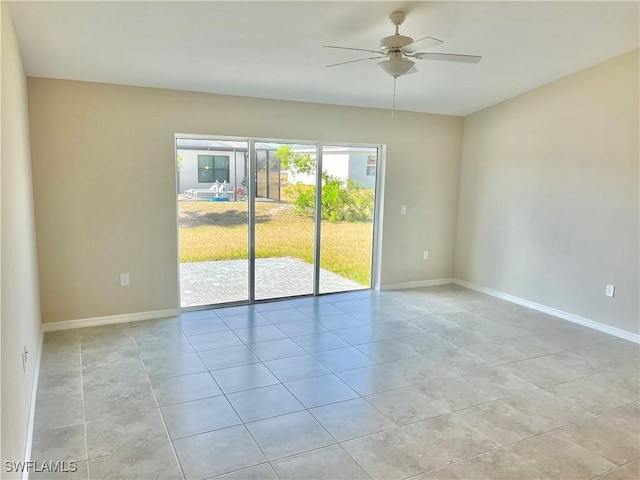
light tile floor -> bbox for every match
[31,285,639,479]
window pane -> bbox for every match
[319,146,377,294]
[213,155,229,169]
[198,155,214,168]
[179,140,249,307]
[198,155,215,183]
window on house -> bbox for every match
[198,155,230,183]
[366,154,376,176]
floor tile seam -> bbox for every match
[166,415,245,442]
[230,401,307,426]
[233,419,284,473]
[169,426,269,480]
[303,312,365,327]
[290,339,355,356]
[201,384,279,470]
[179,312,222,323]
[136,337,188,480]
[503,428,620,478]
[157,390,228,408]
[82,374,155,397]
[475,406,623,469]
[310,351,379,373]
[83,436,171,463]
[183,326,237,338]
[329,443,375,480]
[32,420,86,434]
[398,443,529,480]
[213,358,294,418]
[304,401,399,443]
[237,334,294,348]
[79,339,91,478]
[504,333,617,357]
[553,417,640,462]
[358,393,457,430]
[256,436,340,465]
[267,365,361,411]
[338,424,457,479]
[556,399,640,434]
[202,462,280,480]
[469,358,596,388]
[245,401,344,458]
[533,372,624,398]
[185,332,248,353]
[181,328,232,397]
[487,386,605,426]
[590,458,640,480]
[264,443,374,480]
[266,368,333,385]
[541,379,637,411]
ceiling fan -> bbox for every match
[324,11,482,79]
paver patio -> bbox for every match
[180,257,365,307]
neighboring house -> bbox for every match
[176,139,248,194]
[176,139,377,199]
[289,145,377,189]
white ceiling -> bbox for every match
[10,1,639,116]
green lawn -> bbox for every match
[179,201,374,285]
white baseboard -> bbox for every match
[23,326,44,480]
[376,278,453,291]
[454,279,640,344]
[42,308,181,332]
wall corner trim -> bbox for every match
[42,309,181,332]
[376,278,454,291]
[23,326,45,480]
[453,279,640,344]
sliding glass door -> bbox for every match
[177,136,379,308]
[177,138,250,307]
[253,142,317,300]
[319,146,378,294]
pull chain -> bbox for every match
[392,77,397,118]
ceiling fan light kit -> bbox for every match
[378,56,415,78]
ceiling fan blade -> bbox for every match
[326,56,387,68]
[323,45,384,55]
[403,36,444,53]
[413,52,482,63]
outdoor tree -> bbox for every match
[275,145,374,222]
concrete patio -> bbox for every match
[180,257,365,307]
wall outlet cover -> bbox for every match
[605,284,615,297]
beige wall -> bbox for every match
[27,79,463,323]
[1,2,42,473]
[455,49,639,335]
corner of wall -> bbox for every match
[1,2,44,475]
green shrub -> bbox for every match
[276,145,374,222]
[283,176,374,222]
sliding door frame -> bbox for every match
[176,133,385,311]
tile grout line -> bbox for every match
[134,325,187,480]
[77,334,89,478]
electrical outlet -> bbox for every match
[423,250,429,260]
[22,345,28,373]
[120,273,130,287]
[400,205,407,215]
[605,284,615,297]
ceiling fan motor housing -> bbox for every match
[380,34,413,50]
